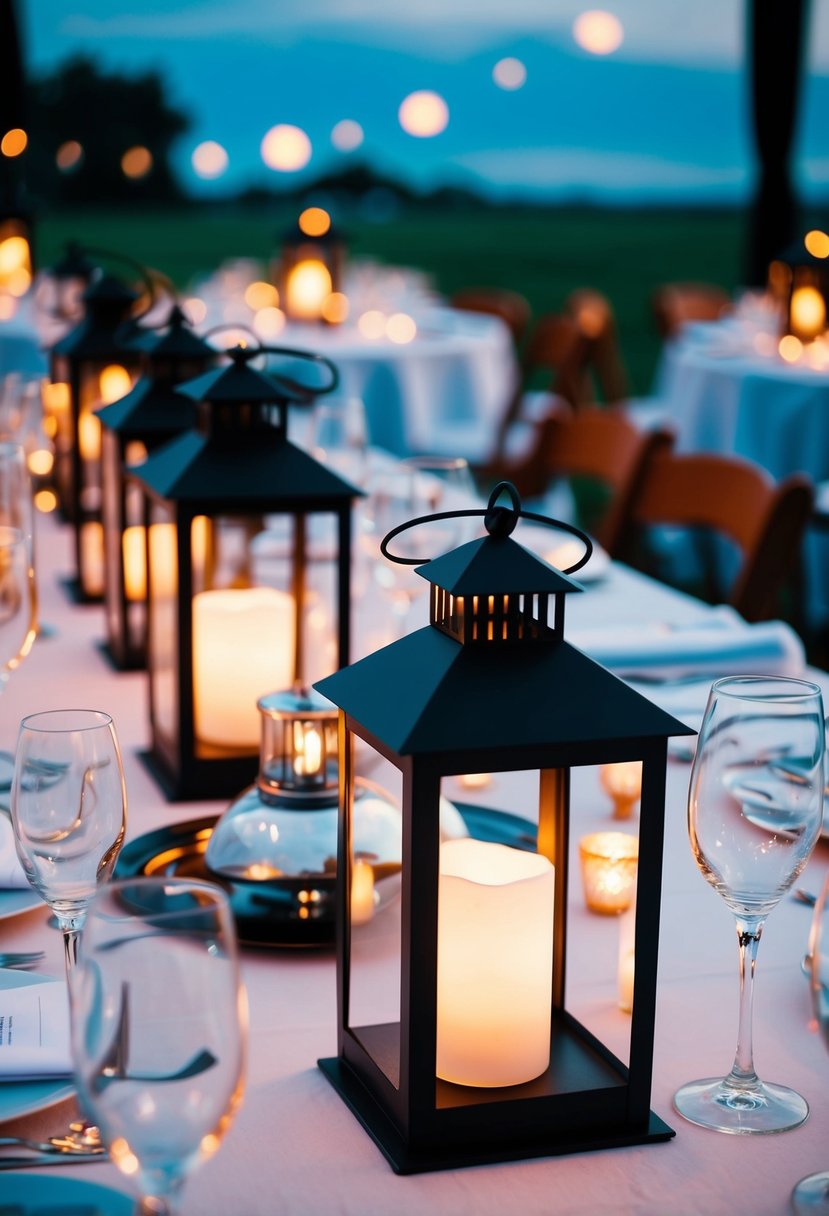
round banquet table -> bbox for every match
[1,507,829,1216]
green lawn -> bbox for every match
[36,203,751,395]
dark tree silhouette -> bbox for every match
[26,54,190,205]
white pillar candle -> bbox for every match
[193,587,295,748]
[436,838,554,1088]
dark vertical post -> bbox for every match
[746,0,810,285]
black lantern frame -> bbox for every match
[316,484,693,1173]
[770,239,829,342]
[97,304,216,670]
[130,343,361,801]
[49,270,145,600]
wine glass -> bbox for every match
[310,395,368,485]
[70,877,247,1216]
[674,675,824,1133]
[361,456,479,636]
[791,871,829,1211]
[10,709,127,971]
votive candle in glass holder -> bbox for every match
[599,761,642,820]
[579,831,638,915]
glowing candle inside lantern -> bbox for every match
[790,286,826,341]
[98,364,132,404]
[78,412,101,462]
[123,523,181,602]
[293,722,322,777]
[285,259,332,321]
[618,895,636,1013]
[193,587,295,748]
[436,838,554,1088]
[80,521,105,597]
[351,859,376,925]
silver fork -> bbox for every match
[0,949,45,968]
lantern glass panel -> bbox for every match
[346,734,403,1090]
[101,428,123,645]
[147,499,181,758]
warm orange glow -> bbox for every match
[43,382,70,414]
[110,1138,140,1176]
[5,267,31,297]
[121,146,153,179]
[752,332,777,357]
[493,57,527,90]
[125,440,148,466]
[805,230,829,260]
[398,90,449,138]
[34,488,58,513]
[779,334,803,362]
[1,128,27,157]
[184,296,208,325]
[27,449,54,477]
[244,280,279,311]
[284,259,332,320]
[331,119,364,152]
[260,124,312,171]
[293,722,323,776]
[252,306,286,340]
[78,413,102,462]
[573,10,624,54]
[321,291,349,324]
[386,312,417,344]
[790,286,826,340]
[358,309,386,340]
[99,364,132,404]
[191,140,228,179]
[0,235,30,276]
[0,297,16,320]
[299,206,331,238]
[56,140,83,171]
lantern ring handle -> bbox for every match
[257,345,340,398]
[379,480,593,574]
[80,246,169,320]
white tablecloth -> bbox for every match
[2,509,828,1216]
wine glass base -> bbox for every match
[792,1172,829,1214]
[674,1075,809,1134]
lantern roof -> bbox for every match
[53,271,140,360]
[131,426,359,508]
[416,533,583,597]
[49,241,96,282]
[315,627,693,756]
[176,345,329,408]
[149,304,215,361]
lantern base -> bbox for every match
[318,1057,673,1174]
[97,639,145,672]
[61,576,103,606]
[138,747,259,802]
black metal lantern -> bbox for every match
[315,483,693,1174]
[49,270,144,599]
[769,235,829,342]
[129,343,360,801]
[38,241,97,326]
[276,208,347,324]
[96,304,217,670]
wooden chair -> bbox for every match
[565,288,630,405]
[619,450,813,622]
[450,287,532,348]
[486,403,674,553]
[651,282,731,340]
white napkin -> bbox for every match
[0,980,72,1080]
[0,815,29,889]
[569,609,805,682]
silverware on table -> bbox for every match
[0,950,45,969]
[0,1148,106,1169]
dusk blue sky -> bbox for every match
[23,1,829,203]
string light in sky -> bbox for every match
[398,91,449,138]
[493,58,527,90]
[261,124,312,171]
[192,141,229,179]
[331,120,364,152]
[573,11,624,55]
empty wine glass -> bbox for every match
[361,456,479,636]
[11,709,127,971]
[791,871,829,1212]
[70,877,247,1216]
[674,675,824,1134]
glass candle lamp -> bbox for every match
[600,760,642,820]
[579,831,639,915]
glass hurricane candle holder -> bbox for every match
[579,831,639,915]
[600,761,642,820]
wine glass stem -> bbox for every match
[726,917,764,1088]
[62,927,80,972]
